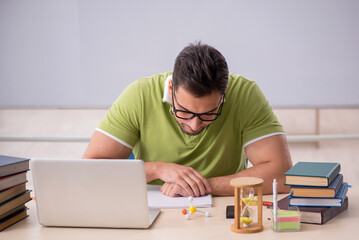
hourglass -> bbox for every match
[230,177,264,233]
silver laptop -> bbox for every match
[31,158,160,228]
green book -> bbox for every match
[285,162,340,187]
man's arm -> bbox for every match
[83,131,133,159]
[84,131,211,197]
[208,134,292,195]
[161,134,292,196]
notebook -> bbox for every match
[147,185,213,209]
[31,158,160,228]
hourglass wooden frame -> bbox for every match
[230,177,264,233]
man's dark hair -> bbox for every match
[172,42,229,97]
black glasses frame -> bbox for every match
[171,90,225,122]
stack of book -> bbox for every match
[0,155,32,231]
[279,161,349,225]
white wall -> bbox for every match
[1,0,358,108]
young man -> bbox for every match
[83,43,292,197]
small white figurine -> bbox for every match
[181,196,211,220]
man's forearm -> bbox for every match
[208,162,291,196]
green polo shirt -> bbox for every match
[97,72,284,183]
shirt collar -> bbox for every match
[162,74,172,105]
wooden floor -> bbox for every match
[0,109,358,187]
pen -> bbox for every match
[273,179,277,231]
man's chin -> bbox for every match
[179,125,206,136]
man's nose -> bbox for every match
[188,116,202,131]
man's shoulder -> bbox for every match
[226,73,270,115]
[227,73,259,98]
[228,73,256,87]
[134,72,172,86]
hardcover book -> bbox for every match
[291,174,343,198]
[0,204,26,221]
[0,172,28,191]
[285,162,340,187]
[289,182,348,207]
[0,207,28,231]
[0,155,30,178]
[0,183,27,203]
[0,190,32,216]
[278,195,348,224]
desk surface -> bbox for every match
[2,190,358,240]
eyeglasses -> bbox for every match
[171,90,225,122]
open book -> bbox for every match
[147,185,213,209]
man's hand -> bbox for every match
[146,162,212,197]
[160,182,188,197]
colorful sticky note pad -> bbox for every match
[272,210,301,232]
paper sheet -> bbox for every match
[147,185,213,209]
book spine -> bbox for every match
[327,163,341,185]
[322,197,348,224]
[335,182,348,201]
[332,174,344,194]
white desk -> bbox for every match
[2,190,358,240]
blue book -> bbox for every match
[0,155,30,178]
[291,174,343,198]
[289,182,348,207]
[277,196,348,224]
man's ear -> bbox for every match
[168,79,173,95]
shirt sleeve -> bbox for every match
[96,80,142,149]
[240,81,284,147]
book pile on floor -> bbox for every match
[280,161,349,224]
[0,155,32,231]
